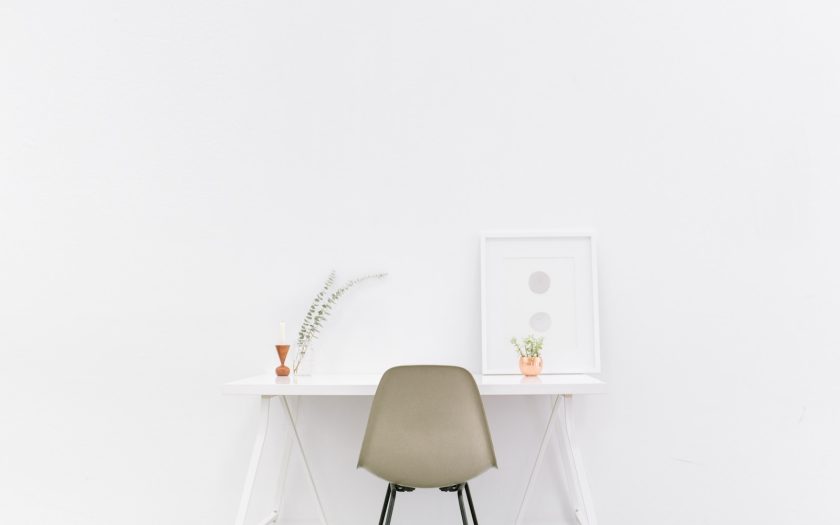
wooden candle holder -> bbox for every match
[275,344,291,376]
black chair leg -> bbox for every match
[464,483,478,525]
[457,484,469,525]
[384,483,397,525]
[378,484,392,525]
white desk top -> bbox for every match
[223,373,606,396]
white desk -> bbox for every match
[224,374,606,525]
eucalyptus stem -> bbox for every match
[293,270,387,373]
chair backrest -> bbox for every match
[358,365,497,488]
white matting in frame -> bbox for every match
[481,231,601,375]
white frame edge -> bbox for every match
[480,229,601,375]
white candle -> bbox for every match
[279,322,286,344]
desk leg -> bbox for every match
[514,394,561,525]
[280,396,328,525]
[557,395,598,525]
[266,397,300,524]
[235,395,272,525]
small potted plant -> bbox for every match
[510,335,544,376]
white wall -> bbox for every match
[2,0,840,523]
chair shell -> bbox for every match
[358,365,497,489]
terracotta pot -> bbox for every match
[275,344,291,376]
[519,356,543,377]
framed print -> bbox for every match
[481,231,601,375]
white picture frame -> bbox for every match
[481,230,601,375]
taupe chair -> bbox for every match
[358,365,497,525]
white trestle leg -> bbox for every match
[513,394,599,525]
[558,395,598,525]
[281,396,328,525]
[235,396,272,525]
[514,395,561,525]
[268,396,299,523]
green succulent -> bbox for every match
[510,334,544,358]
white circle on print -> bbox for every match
[528,271,551,294]
[529,312,552,332]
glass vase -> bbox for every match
[292,343,312,376]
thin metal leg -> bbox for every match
[269,396,300,523]
[378,484,392,525]
[234,396,272,525]
[384,484,397,525]
[281,396,329,525]
[549,421,577,513]
[558,395,598,525]
[464,483,478,525]
[457,485,469,525]
[514,394,561,525]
